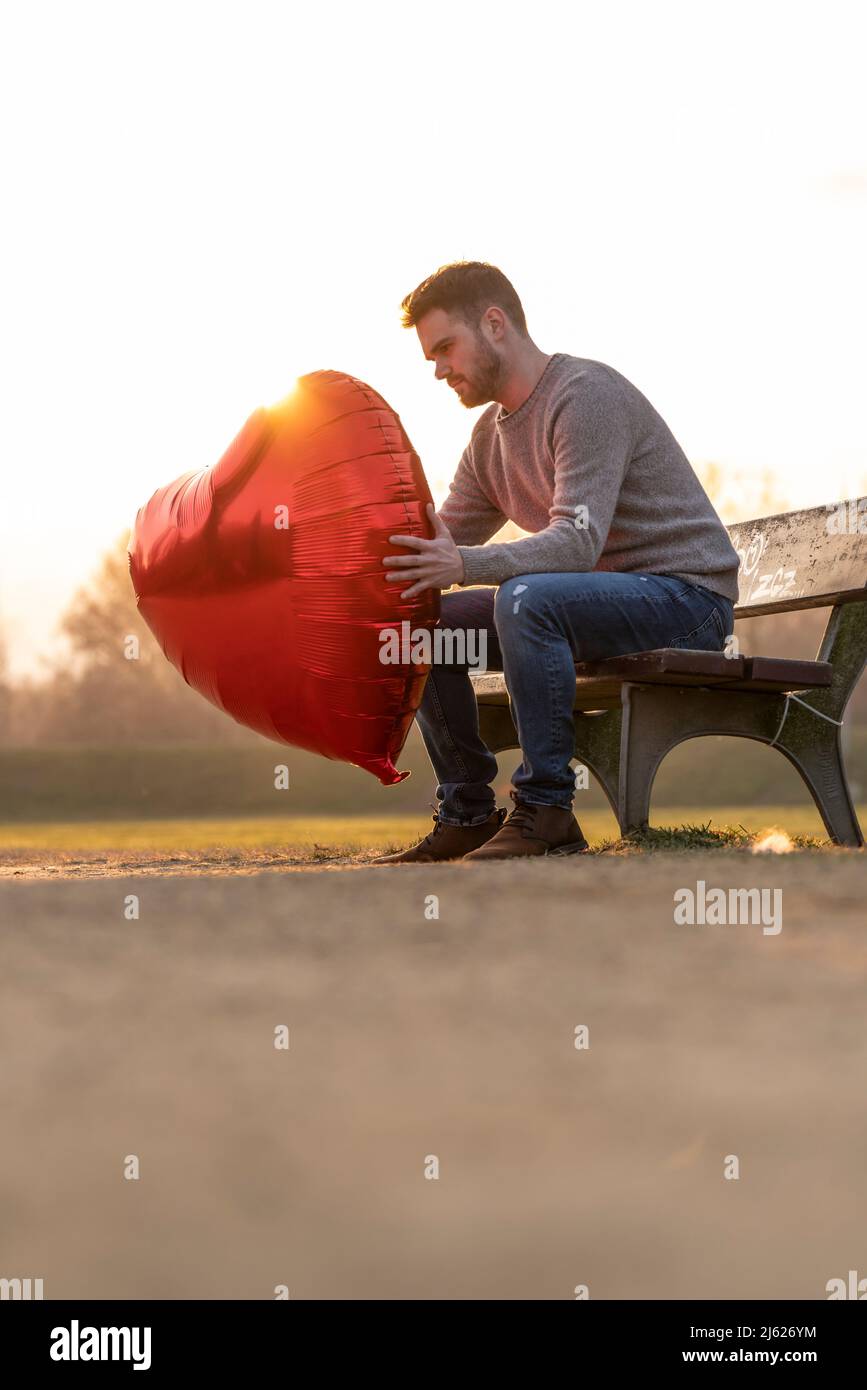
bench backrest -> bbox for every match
[727,499,867,617]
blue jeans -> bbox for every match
[415,571,735,824]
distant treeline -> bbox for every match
[0,726,863,822]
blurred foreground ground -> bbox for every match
[1,832,864,1300]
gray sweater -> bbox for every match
[439,352,740,604]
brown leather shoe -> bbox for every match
[462,790,589,861]
[370,807,507,864]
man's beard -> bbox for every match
[457,333,505,408]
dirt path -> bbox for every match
[1,852,865,1299]
[0,847,350,878]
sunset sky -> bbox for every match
[1,0,865,677]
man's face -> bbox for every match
[416,308,506,409]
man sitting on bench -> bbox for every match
[376,260,740,863]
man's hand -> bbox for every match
[383,503,465,597]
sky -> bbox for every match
[1,0,865,678]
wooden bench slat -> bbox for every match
[572,649,746,680]
[469,650,834,706]
[743,656,832,688]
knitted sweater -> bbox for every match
[438,352,740,603]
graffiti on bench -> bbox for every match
[729,528,799,606]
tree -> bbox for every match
[10,532,256,745]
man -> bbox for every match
[374,261,739,863]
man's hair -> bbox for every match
[399,260,529,337]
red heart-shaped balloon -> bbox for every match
[128,370,440,784]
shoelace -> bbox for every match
[418,805,445,846]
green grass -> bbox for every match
[1,804,862,854]
[594,820,830,854]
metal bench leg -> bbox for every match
[476,702,622,820]
[618,679,864,847]
[618,683,689,836]
[767,603,867,847]
[765,703,863,847]
[477,703,519,756]
[573,709,621,822]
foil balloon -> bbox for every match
[128,370,440,784]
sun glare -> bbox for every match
[263,377,299,411]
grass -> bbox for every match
[594,820,829,854]
[1,804,862,855]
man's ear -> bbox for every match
[485,307,506,341]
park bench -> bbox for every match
[470,499,867,846]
